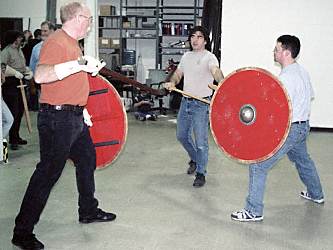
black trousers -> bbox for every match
[2,77,24,143]
[13,108,99,236]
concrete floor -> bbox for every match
[0,112,332,250]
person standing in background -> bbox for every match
[1,30,33,150]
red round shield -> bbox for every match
[87,75,127,169]
[210,67,291,164]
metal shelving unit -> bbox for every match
[98,0,202,70]
[99,0,160,68]
[158,0,203,69]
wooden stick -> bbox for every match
[18,79,32,133]
[169,87,211,105]
[100,67,165,96]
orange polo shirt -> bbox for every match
[39,29,89,106]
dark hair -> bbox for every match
[34,29,41,38]
[188,26,211,51]
[2,30,24,48]
[41,20,56,31]
[277,35,301,59]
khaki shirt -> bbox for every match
[0,45,26,73]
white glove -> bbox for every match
[24,67,33,80]
[81,55,106,76]
[54,56,106,80]
[83,108,93,127]
[54,60,81,80]
[5,65,24,79]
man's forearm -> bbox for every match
[34,64,59,83]
[211,66,224,83]
[169,70,182,85]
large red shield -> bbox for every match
[210,67,291,164]
[87,75,127,169]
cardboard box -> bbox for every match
[100,5,116,16]
[110,38,120,49]
[99,37,111,48]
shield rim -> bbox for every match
[89,74,128,170]
[209,67,292,164]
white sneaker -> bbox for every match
[300,191,324,204]
[231,209,263,222]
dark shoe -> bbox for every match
[10,144,19,150]
[79,208,116,224]
[17,138,28,145]
[138,116,146,121]
[300,190,325,204]
[231,209,263,222]
[12,233,44,250]
[193,173,206,187]
[147,114,157,121]
[187,160,197,175]
[3,139,9,163]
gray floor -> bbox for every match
[0,112,332,250]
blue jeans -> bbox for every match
[14,108,98,236]
[2,98,14,138]
[176,97,210,175]
[245,121,324,216]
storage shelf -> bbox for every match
[161,47,190,49]
[100,15,156,18]
[123,6,157,9]
[123,27,157,30]
[160,6,203,10]
[99,27,156,30]
[162,19,195,22]
[99,0,202,69]
[160,52,186,55]
[162,35,189,37]
[125,37,157,39]
[160,13,196,16]
[99,27,120,30]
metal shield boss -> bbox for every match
[87,75,128,169]
[210,68,291,163]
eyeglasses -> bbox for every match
[79,15,93,23]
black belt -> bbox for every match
[292,120,308,124]
[40,103,84,112]
[184,96,210,101]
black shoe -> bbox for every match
[187,160,197,175]
[193,173,206,187]
[12,233,44,250]
[10,144,19,150]
[3,139,9,163]
[79,208,116,224]
[17,138,28,145]
[147,114,157,121]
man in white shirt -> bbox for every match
[231,35,324,222]
[164,26,224,187]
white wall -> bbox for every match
[221,0,333,128]
[0,0,47,32]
